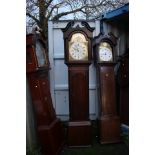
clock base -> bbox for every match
[38,118,65,155]
[68,121,91,147]
[99,115,122,144]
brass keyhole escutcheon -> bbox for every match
[105,73,109,77]
[124,74,127,78]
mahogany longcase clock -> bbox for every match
[93,32,121,144]
[62,21,94,147]
[26,32,64,155]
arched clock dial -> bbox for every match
[99,42,113,62]
[69,33,88,61]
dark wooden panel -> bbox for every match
[68,121,91,146]
[99,66,117,115]
[97,65,121,144]
[27,75,53,126]
[100,116,121,144]
[69,66,89,121]
[26,45,37,73]
[38,118,64,155]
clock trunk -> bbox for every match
[67,65,91,146]
[98,64,121,144]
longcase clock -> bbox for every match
[93,32,121,144]
[26,32,64,155]
[62,21,94,147]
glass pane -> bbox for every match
[35,40,46,66]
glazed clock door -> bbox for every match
[69,67,89,120]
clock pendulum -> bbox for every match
[26,31,64,155]
[62,21,94,147]
[93,32,121,144]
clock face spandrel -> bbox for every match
[99,42,113,62]
[69,33,88,61]
[35,40,47,67]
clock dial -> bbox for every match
[69,33,88,60]
[99,42,113,62]
[69,42,87,60]
[36,40,47,66]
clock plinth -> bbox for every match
[68,121,91,147]
[38,118,65,155]
[100,115,121,144]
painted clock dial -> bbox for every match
[99,42,113,62]
[69,33,88,60]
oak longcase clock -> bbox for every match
[93,32,121,144]
[26,32,64,155]
[62,21,94,147]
